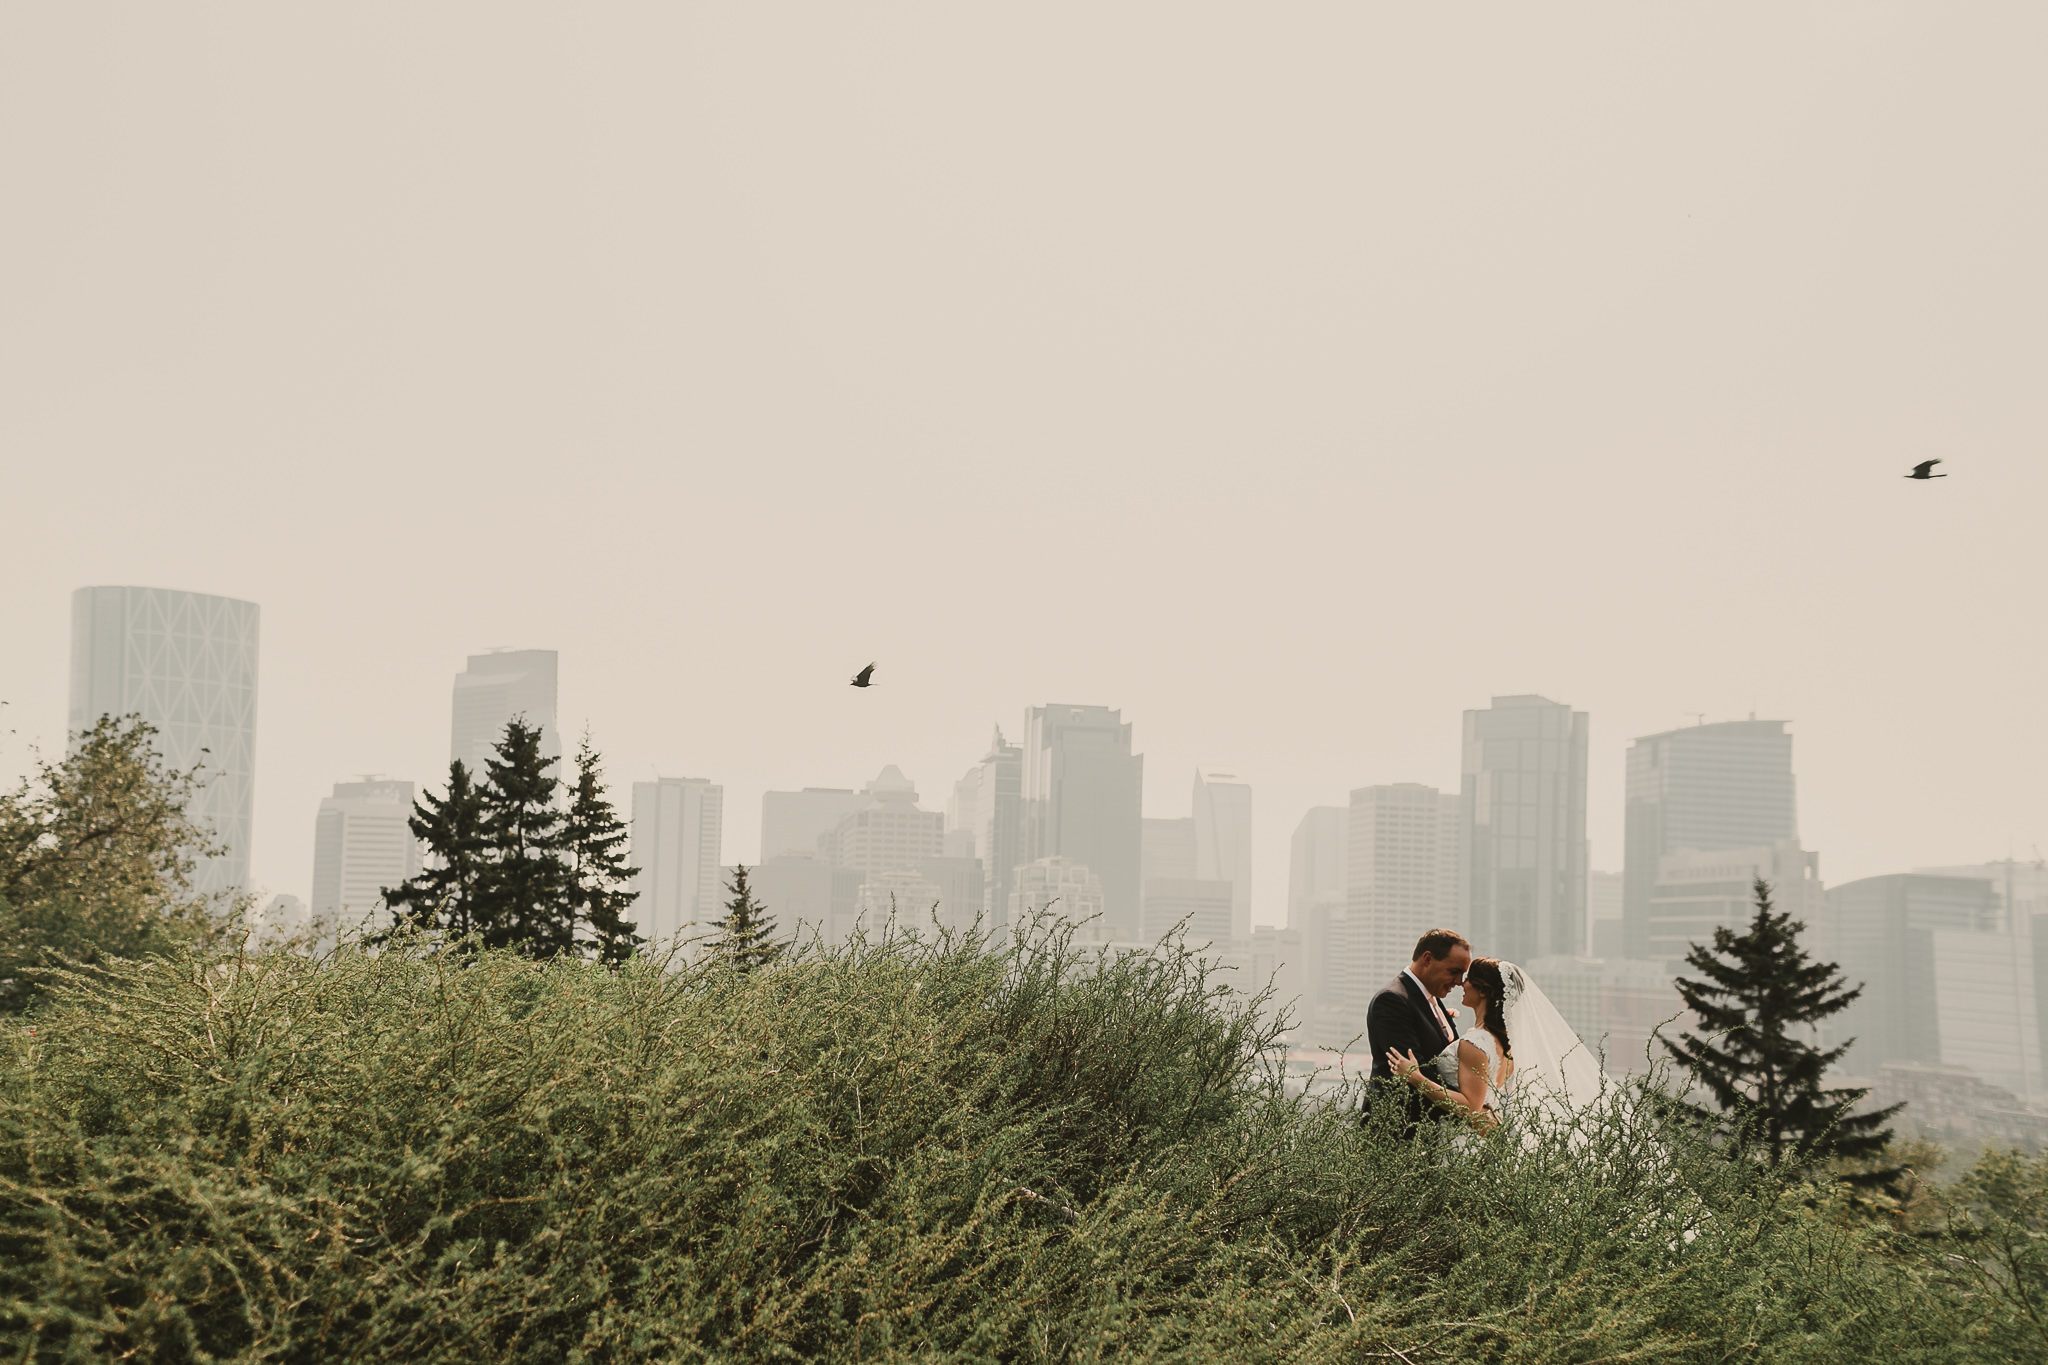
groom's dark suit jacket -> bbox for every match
[1364,972,1461,1130]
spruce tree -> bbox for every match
[473,718,575,957]
[384,759,490,942]
[710,865,780,973]
[562,734,642,968]
[1663,876,1900,1182]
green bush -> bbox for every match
[0,925,2025,1362]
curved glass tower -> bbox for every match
[69,586,260,898]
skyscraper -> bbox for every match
[917,856,987,936]
[1459,695,1589,965]
[1349,783,1460,991]
[1646,839,1822,968]
[1622,719,1797,960]
[310,780,420,935]
[1828,872,2040,1097]
[630,776,723,944]
[1587,870,1624,957]
[749,855,864,947]
[828,767,945,876]
[69,586,260,897]
[1287,807,1347,930]
[1192,769,1254,938]
[1010,856,1108,942]
[1142,817,1197,883]
[951,727,1026,932]
[1915,859,2048,1084]
[759,787,860,862]
[450,650,558,775]
[1141,878,1234,946]
[1288,805,1349,1028]
[1024,705,1144,941]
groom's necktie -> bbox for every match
[1428,994,1453,1043]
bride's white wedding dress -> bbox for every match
[1462,1027,1514,1118]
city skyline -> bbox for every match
[15,604,2048,933]
[33,585,2048,1100]
[5,7,2047,934]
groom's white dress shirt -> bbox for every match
[1402,969,1456,1046]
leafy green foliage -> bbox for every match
[709,863,779,973]
[1665,876,1898,1179]
[0,921,2023,1362]
[1938,1146,2048,1358]
[0,715,220,1013]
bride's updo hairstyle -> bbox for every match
[1465,957,1512,1058]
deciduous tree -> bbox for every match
[0,715,219,1011]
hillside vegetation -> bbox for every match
[0,926,2036,1363]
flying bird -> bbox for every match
[1905,460,1946,480]
[850,662,876,688]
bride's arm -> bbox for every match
[1453,1041,1498,1131]
[1384,1045,1492,1129]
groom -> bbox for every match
[1364,928,1471,1132]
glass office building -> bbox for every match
[69,586,260,897]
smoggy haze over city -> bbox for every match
[3,6,2046,921]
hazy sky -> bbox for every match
[4,5,2045,925]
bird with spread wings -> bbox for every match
[1905,460,1946,480]
[850,663,876,688]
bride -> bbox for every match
[1384,957,1602,1129]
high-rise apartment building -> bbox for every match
[1623,719,1797,960]
[829,767,945,876]
[1141,878,1234,946]
[1916,859,2048,1076]
[1587,870,1624,957]
[450,650,559,775]
[310,780,419,935]
[1288,807,1347,929]
[1024,705,1144,941]
[918,856,987,936]
[759,787,859,862]
[1647,840,1822,969]
[1143,818,1197,881]
[1248,925,1307,1034]
[69,586,260,897]
[630,777,724,944]
[950,728,1026,933]
[1193,769,1254,938]
[1287,806,1350,1028]
[1009,857,1107,942]
[749,855,864,947]
[1459,695,1589,965]
[1829,872,2040,1097]
[1349,784,1460,992]
[854,867,945,936]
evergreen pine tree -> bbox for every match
[562,733,642,967]
[710,865,780,973]
[1663,876,1900,1183]
[384,759,490,942]
[472,718,575,956]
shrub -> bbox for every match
[0,924,2019,1362]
